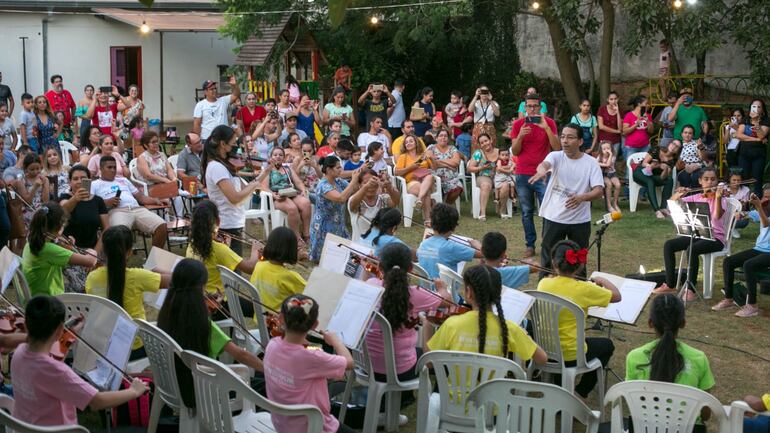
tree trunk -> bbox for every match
[598,0,614,102]
[695,52,706,94]
[541,0,585,113]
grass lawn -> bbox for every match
[79,198,770,432]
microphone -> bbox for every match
[595,211,622,225]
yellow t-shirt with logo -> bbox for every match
[536,276,612,361]
[427,310,538,360]
[249,261,306,312]
[186,240,242,294]
[85,267,162,350]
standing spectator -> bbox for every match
[357,117,390,154]
[76,85,95,140]
[668,87,708,141]
[32,96,58,155]
[193,77,240,140]
[44,75,76,132]
[737,99,770,196]
[177,133,204,180]
[334,62,353,91]
[468,86,500,150]
[323,87,355,137]
[517,87,548,119]
[275,89,295,121]
[412,87,436,138]
[390,119,424,158]
[387,79,406,139]
[0,103,17,151]
[426,129,463,205]
[596,91,623,159]
[570,99,598,153]
[511,93,560,258]
[18,94,36,151]
[445,90,468,138]
[657,92,678,149]
[84,87,119,137]
[358,83,396,126]
[285,75,301,105]
[293,94,321,141]
[723,108,744,169]
[0,72,14,115]
[236,92,267,135]
[120,85,144,133]
[529,123,604,277]
[621,95,655,159]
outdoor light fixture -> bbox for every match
[370,16,379,24]
[673,0,683,8]
[686,0,697,4]
[532,1,540,10]
[140,20,150,34]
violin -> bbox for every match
[0,308,25,334]
[265,313,283,338]
[425,304,472,326]
[50,316,83,361]
[350,255,382,279]
[204,292,268,351]
[228,152,267,171]
[205,292,225,315]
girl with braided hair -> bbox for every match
[625,293,714,431]
[360,207,415,259]
[537,239,620,397]
[424,264,547,364]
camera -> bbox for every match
[99,86,112,94]
[269,112,278,119]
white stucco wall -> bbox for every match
[0,13,238,123]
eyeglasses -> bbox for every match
[560,135,579,140]
[525,104,540,109]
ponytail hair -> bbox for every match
[550,239,586,276]
[29,202,65,256]
[463,265,508,355]
[363,207,403,246]
[281,294,319,333]
[643,293,685,383]
[190,200,219,260]
[102,226,134,307]
[379,243,413,331]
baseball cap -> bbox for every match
[202,80,217,90]
[285,113,298,120]
[679,87,693,95]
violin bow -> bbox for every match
[205,293,267,351]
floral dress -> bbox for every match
[35,114,58,154]
[309,178,349,261]
[427,144,463,195]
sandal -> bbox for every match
[424,220,432,228]
[479,215,486,221]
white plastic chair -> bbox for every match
[259,189,289,229]
[437,263,464,302]
[347,200,364,242]
[337,313,419,433]
[416,351,527,433]
[240,179,271,239]
[701,197,741,299]
[469,379,600,433]
[167,154,179,172]
[470,172,512,219]
[128,158,149,195]
[135,319,199,433]
[727,400,770,433]
[397,174,443,228]
[604,381,729,433]
[217,266,270,352]
[179,349,324,433]
[56,293,149,374]
[0,395,89,433]
[58,141,78,167]
[524,291,605,416]
[458,160,468,201]
[410,262,433,290]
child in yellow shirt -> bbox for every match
[250,227,307,312]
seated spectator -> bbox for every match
[292,138,321,193]
[0,138,18,177]
[634,140,682,218]
[79,125,101,166]
[236,92,267,135]
[316,131,339,158]
[90,155,168,248]
[357,117,390,155]
[344,148,364,171]
[16,154,50,227]
[395,134,435,225]
[365,141,389,173]
[87,134,127,179]
[426,129,464,205]
[455,122,473,160]
[249,115,280,163]
[60,165,109,250]
[676,125,703,188]
[135,131,176,186]
[283,132,302,164]
[277,113,307,147]
[42,147,69,200]
[336,139,357,179]
[176,133,204,180]
[390,119,425,158]
[258,147,312,244]
[467,133,499,220]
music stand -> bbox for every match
[667,199,714,307]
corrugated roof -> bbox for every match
[93,7,224,31]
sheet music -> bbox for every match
[144,247,183,273]
[325,279,383,348]
[86,315,137,390]
[588,272,655,324]
[495,286,535,325]
[154,289,168,309]
[0,247,19,294]
[319,235,372,278]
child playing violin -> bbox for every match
[22,202,98,296]
[360,207,414,259]
[537,240,621,397]
[85,225,171,360]
[11,295,148,427]
[741,393,770,433]
[263,294,355,433]
[654,167,728,302]
[250,226,306,312]
[417,203,483,279]
[158,259,264,407]
[481,231,537,289]
[424,264,547,364]
[186,200,260,317]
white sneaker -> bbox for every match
[377,413,408,427]
[732,228,741,239]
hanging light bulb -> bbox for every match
[370,16,379,25]
[532,1,540,10]
[673,0,683,8]
[140,20,151,34]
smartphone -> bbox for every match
[751,104,759,115]
[525,116,541,124]
[731,116,737,124]
[372,84,384,92]
[99,86,112,94]
[115,189,122,198]
[479,89,490,95]
[366,161,374,169]
[81,178,91,192]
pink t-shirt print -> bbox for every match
[623,111,653,148]
[264,337,348,433]
[10,344,98,426]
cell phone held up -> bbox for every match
[99,86,112,94]
[80,178,91,193]
[525,116,541,124]
[115,189,122,198]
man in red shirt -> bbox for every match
[44,75,76,130]
[510,93,560,257]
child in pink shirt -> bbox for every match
[263,294,354,433]
[11,295,148,427]
[365,242,452,379]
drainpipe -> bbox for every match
[42,15,50,91]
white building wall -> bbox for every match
[0,13,238,123]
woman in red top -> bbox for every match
[236,92,266,135]
[84,87,119,136]
[596,91,623,168]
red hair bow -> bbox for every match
[565,248,588,265]
[288,298,314,314]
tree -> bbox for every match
[730,0,770,90]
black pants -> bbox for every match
[337,422,357,433]
[220,227,246,257]
[664,236,724,290]
[677,170,700,189]
[540,219,591,279]
[561,337,614,397]
[723,248,770,305]
[739,144,767,196]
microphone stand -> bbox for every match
[586,220,625,344]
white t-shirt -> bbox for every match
[357,132,390,154]
[473,101,497,123]
[539,151,604,224]
[91,177,140,208]
[205,160,245,229]
[193,95,231,140]
[388,89,405,129]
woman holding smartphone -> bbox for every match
[395,134,434,226]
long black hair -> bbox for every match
[463,264,508,355]
[201,125,236,187]
[379,243,413,331]
[102,225,134,307]
[262,226,298,264]
[29,201,65,256]
[362,207,402,246]
[641,293,685,383]
[190,200,219,261]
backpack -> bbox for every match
[112,376,154,428]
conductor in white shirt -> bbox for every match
[529,123,604,278]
